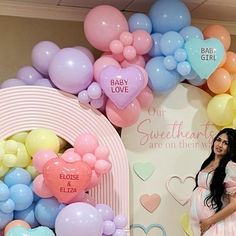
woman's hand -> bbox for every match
[200,218,212,235]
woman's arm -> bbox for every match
[200,193,236,234]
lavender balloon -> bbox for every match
[74,46,95,64]
[96,204,114,221]
[32,41,60,76]
[16,66,43,85]
[1,78,26,88]
[34,78,54,88]
[49,48,93,94]
[55,203,103,236]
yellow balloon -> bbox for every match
[8,131,29,143]
[180,213,193,236]
[25,128,60,156]
[26,165,38,179]
[0,163,9,177]
[4,140,18,154]
[230,78,236,96]
[207,93,236,126]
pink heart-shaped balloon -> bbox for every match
[100,65,145,109]
[43,158,92,203]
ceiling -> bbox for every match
[0,0,236,33]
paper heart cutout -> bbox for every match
[166,175,195,206]
[140,194,161,213]
[100,65,145,109]
[130,224,167,236]
[43,158,92,203]
[133,162,155,181]
[180,213,193,236]
[185,38,224,79]
[6,226,55,236]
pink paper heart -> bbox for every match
[43,158,92,203]
[100,65,145,109]
[140,193,161,213]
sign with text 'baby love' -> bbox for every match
[121,83,218,236]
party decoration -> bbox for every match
[6,226,55,236]
[166,175,195,206]
[133,162,155,181]
[185,38,224,79]
[139,193,161,213]
[100,66,145,109]
[4,220,31,235]
[43,158,92,203]
[180,213,193,236]
[131,224,167,236]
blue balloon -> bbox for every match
[9,184,33,211]
[177,61,191,76]
[149,0,191,33]
[14,203,39,227]
[163,56,177,70]
[0,181,10,201]
[189,77,206,86]
[128,13,152,33]
[160,31,184,56]
[4,168,32,187]
[0,198,15,213]
[145,56,180,94]
[184,69,198,80]
[35,198,65,228]
[0,211,13,229]
[174,48,187,62]
[148,33,163,57]
[179,26,203,41]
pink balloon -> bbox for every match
[94,146,110,160]
[32,41,60,75]
[137,86,154,108]
[94,160,112,174]
[106,98,141,127]
[132,30,153,55]
[82,153,97,168]
[74,46,95,64]
[84,5,128,51]
[119,32,133,46]
[133,65,148,89]
[61,152,81,163]
[121,55,146,68]
[33,174,53,198]
[74,133,99,156]
[100,65,145,109]
[102,52,125,62]
[43,158,92,203]
[49,48,93,94]
[123,46,136,61]
[109,40,124,54]
[86,170,101,189]
[33,150,58,173]
[94,56,120,82]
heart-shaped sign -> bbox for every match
[133,162,155,181]
[100,65,145,109]
[185,38,224,79]
[139,193,161,213]
[43,158,92,203]
[131,224,167,236]
[166,175,195,206]
[6,226,55,236]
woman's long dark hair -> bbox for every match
[194,128,236,212]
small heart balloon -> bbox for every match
[43,158,92,203]
[6,226,55,236]
[185,38,224,79]
[100,65,145,109]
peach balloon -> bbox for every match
[218,51,226,68]
[207,68,231,94]
[4,220,31,235]
[224,51,236,74]
[203,24,231,50]
[105,98,141,127]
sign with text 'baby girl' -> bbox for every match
[121,83,218,236]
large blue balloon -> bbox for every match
[148,33,163,57]
[145,56,180,94]
[128,13,152,33]
[149,0,191,33]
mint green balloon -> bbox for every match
[185,38,224,79]
[6,226,55,236]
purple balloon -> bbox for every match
[78,90,90,104]
[103,221,116,235]
[55,203,103,236]
[34,78,54,88]
[113,215,128,229]
[96,204,114,221]
[74,46,95,64]
[16,66,43,85]
[112,229,127,236]
[32,41,60,76]
[1,78,26,88]
[49,48,93,94]
[87,82,102,99]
